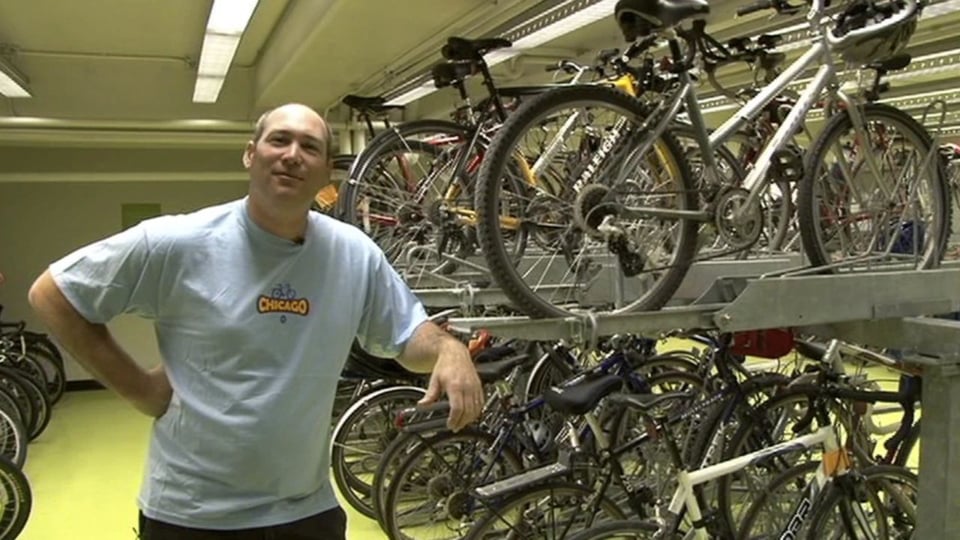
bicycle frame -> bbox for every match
[667,425,842,539]
[619,0,920,226]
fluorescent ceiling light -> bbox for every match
[198,34,242,77]
[923,0,960,17]
[510,0,616,51]
[485,0,618,69]
[192,0,259,104]
[193,76,227,104]
[385,83,439,106]
[0,56,30,98]
[0,69,29,98]
[208,0,259,34]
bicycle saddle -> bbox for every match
[867,53,911,73]
[441,36,512,62]
[341,94,404,113]
[756,33,783,50]
[794,339,828,362]
[616,0,710,41]
[475,353,532,383]
[543,373,623,416]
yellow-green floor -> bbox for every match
[19,390,386,540]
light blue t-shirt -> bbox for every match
[49,197,428,529]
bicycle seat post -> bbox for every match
[475,58,507,121]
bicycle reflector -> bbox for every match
[730,328,795,359]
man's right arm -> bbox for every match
[27,270,171,417]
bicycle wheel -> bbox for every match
[0,454,30,539]
[893,418,920,474]
[475,84,698,318]
[382,428,523,540]
[806,465,917,539]
[0,400,26,468]
[329,385,425,519]
[339,120,477,272]
[716,387,822,536]
[566,519,661,539]
[463,481,627,540]
[372,430,424,532]
[2,367,50,441]
[798,103,949,271]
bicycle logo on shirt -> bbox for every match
[258,282,310,323]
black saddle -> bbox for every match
[442,36,512,62]
[868,53,911,73]
[544,373,623,416]
[616,0,710,41]
[756,34,783,50]
[341,94,404,114]
[476,353,532,383]
[794,339,828,362]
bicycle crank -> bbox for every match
[714,186,764,250]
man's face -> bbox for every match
[243,105,331,208]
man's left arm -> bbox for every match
[397,321,483,432]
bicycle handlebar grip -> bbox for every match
[736,0,773,16]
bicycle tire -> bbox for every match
[893,418,920,472]
[0,375,34,442]
[0,367,49,441]
[329,385,426,519]
[0,400,26,468]
[371,430,424,532]
[339,119,469,225]
[566,518,661,539]
[805,464,917,539]
[715,385,821,536]
[798,103,950,270]
[23,345,65,405]
[0,453,30,539]
[382,428,522,540]
[475,84,698,318]
[463,480,627,540]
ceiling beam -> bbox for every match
[252,0,338,110]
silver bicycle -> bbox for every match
[474,0,950,318]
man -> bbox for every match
[27,103,483,539]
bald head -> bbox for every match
[252,103,333,159]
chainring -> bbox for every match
[713,186,764,250]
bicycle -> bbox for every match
[473,0,949,318]
[562,340,917,538]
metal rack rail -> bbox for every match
[440,267,960,538]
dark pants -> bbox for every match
[137,507,347,540]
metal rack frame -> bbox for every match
[439,267,960,538]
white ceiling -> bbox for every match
[0,0,957,168]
